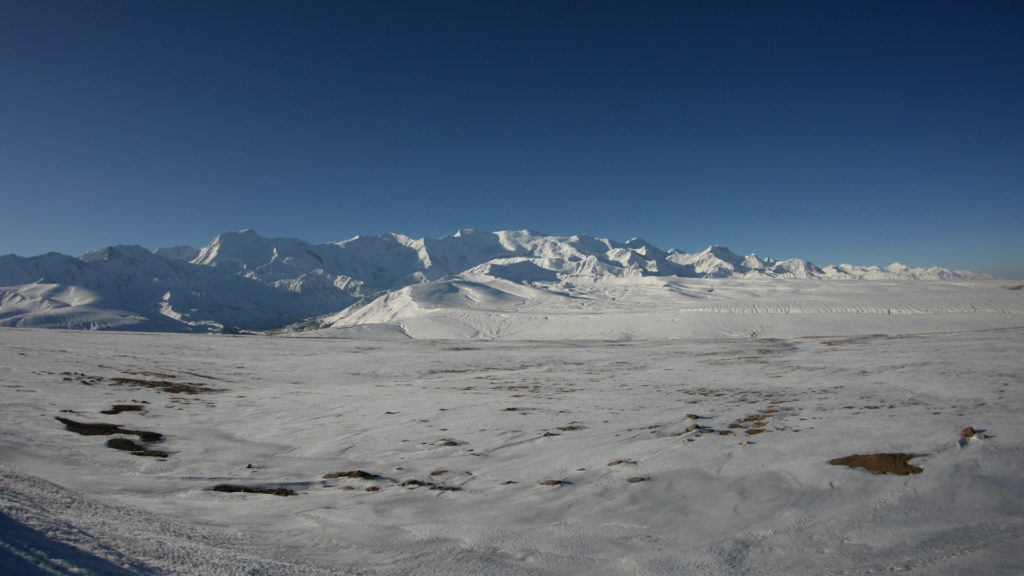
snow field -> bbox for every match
[1,321,1022,574]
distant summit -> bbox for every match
[0,229,988,333]
[152,245,201,262]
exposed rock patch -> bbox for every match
[106,438,168,458]
[110,376,221,395]
[829,453,924,475]
[323,470,383,480]
[211,484,297,497]
[55,416,163,443]
[101,404,145,415]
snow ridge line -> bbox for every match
[0,229,995,334]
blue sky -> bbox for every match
[2,1,1022,277]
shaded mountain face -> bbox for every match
[0,229,981,333]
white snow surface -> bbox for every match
[323,275,1024,340]
[0,229,1001,334]
[1,283,1023,574]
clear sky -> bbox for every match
[2,1,1022,277]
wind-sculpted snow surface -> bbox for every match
[1,325,1022,574]
[0,229,1000,334]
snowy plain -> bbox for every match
[1,278,1023,575]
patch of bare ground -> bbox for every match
[818,334,888,347]
[397,479,462,491]
[725,406,801,435]
[322,470,460,491]
[55,416,163,443]
[60,372,221,394]
[429,485,461,491]
[100,404,145,415]
[829,453,924,475]
[123,370,179,379]
[110,376,221,395]
[323,470,384,480]
[211,484,297,496]
[106,438,168,458]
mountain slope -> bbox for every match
[0,229,994,335]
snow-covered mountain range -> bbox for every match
[0,229,988,333]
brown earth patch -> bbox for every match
[323,470,383,480]
[55,416,163,443]
[829,453,924,475]
[400,479,461,491]
[608,460,637,467]
[211,484,297,496]
[106,438,168,458]
[430,485,462,491]
[101,404,145,415]
[110,377,221,395]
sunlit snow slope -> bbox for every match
[0,229,1009,336]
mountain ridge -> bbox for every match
[0,229,992,334]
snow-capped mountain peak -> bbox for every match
[0,229,989,333]
[153,245,201,262]
[80,245,158,264]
